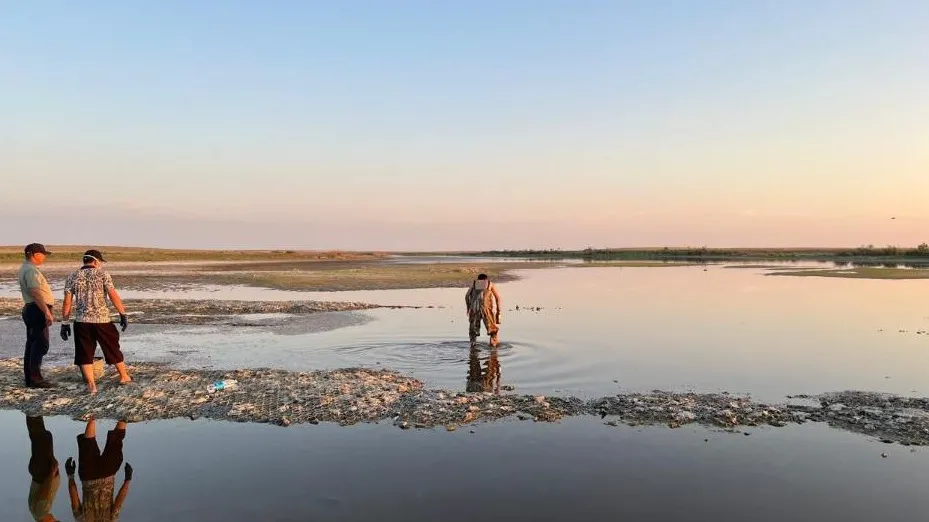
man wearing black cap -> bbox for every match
[18,243,56,388]
[60,249,132,394]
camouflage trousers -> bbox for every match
[469,306,498,343]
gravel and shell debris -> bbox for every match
[0,358,421,426]
[2,358,929,444]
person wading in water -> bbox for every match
[465,274,502,347]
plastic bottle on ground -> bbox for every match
[207,379,238,393]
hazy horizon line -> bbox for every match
[2,244,926,254]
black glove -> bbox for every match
[124,463,133,480]
[65,457,76,477]
[119,314,128,332]
[60,324,71,341]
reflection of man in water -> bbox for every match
[465,274,502,347]
[26,416,61,522]
[66,418,133,521]
[466,348,501,393]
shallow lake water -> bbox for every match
[2,410,929,521]
[4,265,929,401]
[63,264,929,402]
[3,264,929,520]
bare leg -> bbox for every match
[84,418,96,439]
[80,365,97,394]
[483,308,499,347]
[115,420,127,431]
[114,362,131,384]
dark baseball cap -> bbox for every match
[82,249,107,263]
[24,243,51,256]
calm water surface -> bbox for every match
[3,265,929,520]
[104,265,929,402]
[2,410,929,522]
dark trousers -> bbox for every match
[27,416,56,482]
[78,430,125,481]
[22,303,50,385]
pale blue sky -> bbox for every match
[2,1,928,250]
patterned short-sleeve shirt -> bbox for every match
[64,267,115,323]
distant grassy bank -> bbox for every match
[106,262,529,292]
[0,246,534,291]
[0,246,385,264]
[3,246,928,288]
[6,245,928,264]
[459,245,929,264]
[765,267,929,280]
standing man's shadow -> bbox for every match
[26,415,61,522]
[65,418,133,521]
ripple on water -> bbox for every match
[333,339,516,369]
[324,336,601,396]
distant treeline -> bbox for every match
[474,244,929,261]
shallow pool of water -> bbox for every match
[5,265,929,520]
[5,264,929,402]
[1,410,927,521]
[57,265,928,403]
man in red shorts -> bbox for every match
[60,249,132,394]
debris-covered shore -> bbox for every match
[2,358,928,445]
[0,298,425,325]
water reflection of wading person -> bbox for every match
[465,274,501,347]
[466,347,501,393]
[66,418,132,522]
[60,250,131,395]
[26,416,61,522]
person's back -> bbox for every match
[464,274,501,346]
[65,267,114,324]
[61,249,132,393]
[465,279,489,315]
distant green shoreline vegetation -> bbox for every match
[462,244,929,264]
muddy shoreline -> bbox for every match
[0,257,531,292]
[1,358,927,445]
[0,297,430,325]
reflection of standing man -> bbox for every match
[466,348,501,394]
[26,415,61,522]
[19,243,56,388]
[66,418,133,521]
